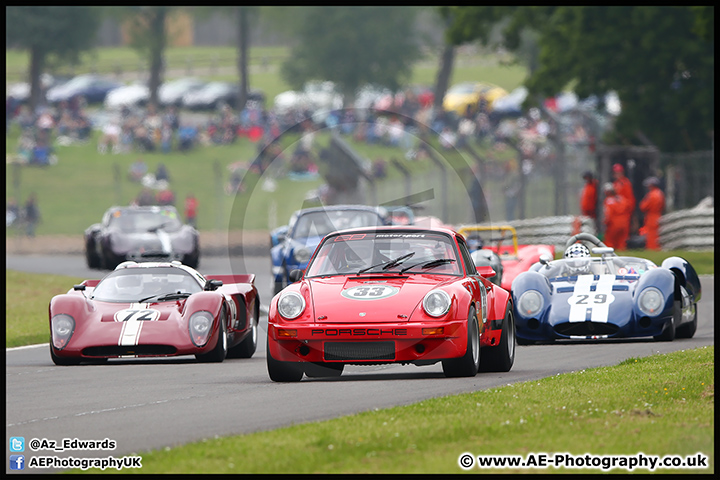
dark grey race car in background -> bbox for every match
[84,205,200,270]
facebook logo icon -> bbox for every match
[10,437,25,452]
[10,455,25,470]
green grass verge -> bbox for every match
[5,270,86,348]
[74,346,713,474]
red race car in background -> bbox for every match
[266,226,515,382]
[458,225,555,292]
[49,261,260,365]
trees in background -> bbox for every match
[6,6,102,112]
[279,6,423,103]
[443,6,714,153]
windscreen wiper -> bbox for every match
[356,252,415,275]
[399,258,456,274]
[138,292,192,303]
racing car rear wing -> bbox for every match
[205,274,256,286]
[457,225,519,257]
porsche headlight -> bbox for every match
[293,247,310,264]
[422,289,451,318]
[278,292,306,320]
[51,314,75,350]
[518,290,544,317]
[189,311,213,347]
[638,287,664,316]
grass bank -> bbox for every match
[77,345,714,474]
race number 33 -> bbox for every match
[341,285,399,300]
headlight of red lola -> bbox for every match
[189,311,213,347]
[51,314,75,350]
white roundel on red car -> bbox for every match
[341,285,399,300]
[113,309,161,322]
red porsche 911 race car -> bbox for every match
[49,261,260,365]
[266,226,515,381]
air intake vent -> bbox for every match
[554,322,619,337]
[82,345,177,357]
[324,341,395,361]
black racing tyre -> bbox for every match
[229,301,259,359]
[654,300,678,342]
[516,336,535,346]
[675,303,698,339]
[50,345,81,366]
[442,306,481,378]
[183,250,200,269]
[479,303,516,372]
[266,337,303,382]
[196,313,228,363]
[304,362,344,378]
[85,242,101,269]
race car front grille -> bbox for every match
[554,322,619,337]
[324,341,395,361]
[82,345,178,357]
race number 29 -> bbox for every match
[572,293,608,305]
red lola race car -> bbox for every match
[266,226,515,381]
[457,225,555,292]
[49,261,260,365]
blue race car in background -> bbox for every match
[512,233,701,344]
[270,205,390,295]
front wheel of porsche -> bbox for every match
[266,337,303,382]
[442,306,480,378]
[480,303,515,372]
[304,362,344,378]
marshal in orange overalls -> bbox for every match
[639,183,665,250]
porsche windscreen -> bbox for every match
[109,209,183,234]
[305,232,461,277]
[291,210,384,239]
[540,256,658,278]
[91,267,202,303]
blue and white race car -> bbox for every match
[512,233,701,344]
[270,205,390,295]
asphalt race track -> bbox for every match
[5,253,715,473]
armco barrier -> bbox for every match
[461,196,714,252]
[659,197,714,251]
[458,215,597,251]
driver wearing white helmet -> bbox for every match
[564,243,592,276]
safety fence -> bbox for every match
[659,197,714,251]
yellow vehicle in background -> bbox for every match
[442,82,509,116]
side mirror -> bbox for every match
[288,269,303,283]
[73,284,86,291]
[476,265,496,279]
[204,279,223,291]
[539,253,552,266]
